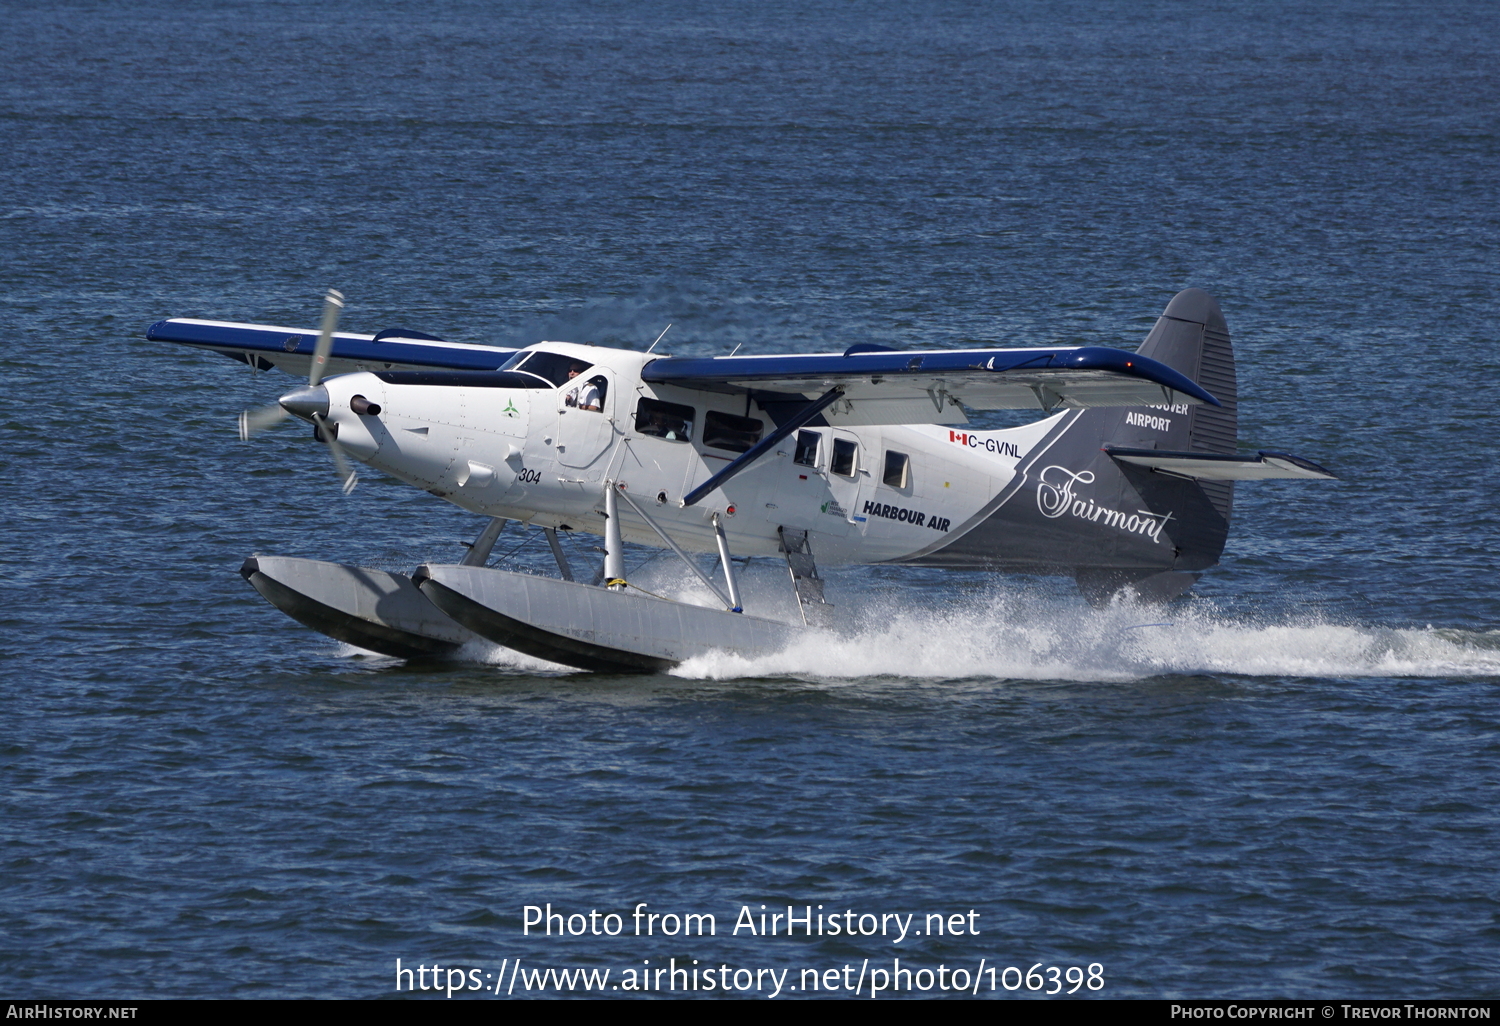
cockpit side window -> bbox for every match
[635,397,695,442]
[564,372,607,411]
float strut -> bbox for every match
[603,482,626,590]
[712,514,743,613]
[542,527,574,581]
[613,485,735,610]
[461,517,508,567]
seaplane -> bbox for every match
[147,288,1334,673]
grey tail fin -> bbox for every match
[1131,288,1239,525]
[1071,289,1239,603]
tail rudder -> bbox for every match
[1072,289,1239,601]
[1116,287,1238,523]
[1130,288,1238,447]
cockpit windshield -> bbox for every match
[498,350,590,387]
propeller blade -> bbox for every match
[238,290,354,492]
[307,288,344,388]
[314,413,358,495]
[238,403,289,440]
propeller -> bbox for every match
[237,288,344,438]
[237,288,358,494]
[306,287,343,388]
[237,402,290,439]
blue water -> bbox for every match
[3,0,1500,999]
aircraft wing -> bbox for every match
[641,345,1220,426]
[1105,447,1337,481]
[146,318,517,377]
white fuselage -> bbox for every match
[317,341,1062,565]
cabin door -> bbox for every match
[826,429,868,531]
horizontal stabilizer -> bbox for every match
[146,318,516,376]
[1104,446,1336,481]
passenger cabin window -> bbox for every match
[499,350,587,387]
[831,438,858,477]
[793,430,820,467]
[883,450,910,489]
[703,411,764,453]
[635,397,695,442]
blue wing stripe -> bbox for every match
[643,345,1220,406]
[146,319,515,372]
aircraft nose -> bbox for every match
[279,384,330,422]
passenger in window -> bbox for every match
[644,411,684,440]
[565,363,603,412]
[635,398,694,441]
[794,430,820,467]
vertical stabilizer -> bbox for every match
[1071,288,1239,600]
[1132,287,1238,524]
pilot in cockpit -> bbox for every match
[564,362,604,412]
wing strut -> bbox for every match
[682,386,845,508]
